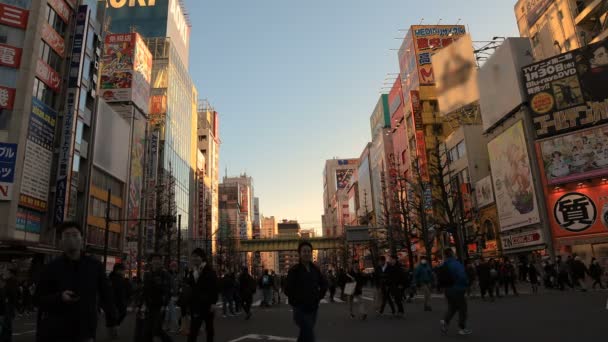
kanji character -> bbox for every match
[0,46,16,66]
[0,88,9,107]
[429,37,441,48]
[557,197,594,227]
[416,38,429,49]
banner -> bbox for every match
[36,59,61,92]
[0,43,22,68]
[0,142,17,201]
[41,22,65,57]
[0,86,16,110]
[488,121,541,231]
[47,0,71,23]
[0,3,29,29]
[523,38,608,138]
[538,125,608,185]
[336,169,354,190]
[501,228,544,250]
[15,206,42,233]
[412,25,466,84]
[475,176,495,209]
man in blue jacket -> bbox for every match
[440,248,471,336]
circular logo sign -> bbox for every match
[531,92,555,114]
[554,192,597,232]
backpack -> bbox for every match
[437,263,455,288]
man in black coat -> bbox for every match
[238,267,256,320]
[108,263,132,337]
[35,222,116,342]
[142,254,173,342]
[186,248,219,342]
[285,241,328,342]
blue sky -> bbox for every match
[183,0,520,232]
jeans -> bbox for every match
[143,308,173,342]
[443,291,467,330]
[348,295,366,317]
[222,294,235,315]
[379,286,395,314]
[165,297,179,330]
[420,284,432,308]
[241,295,253,315]
[503,278,518,296]
[188,310,214,342]
[293,307,318,342]
[263,288,273,306]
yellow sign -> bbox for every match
[107,0,156,8]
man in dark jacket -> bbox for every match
[387,256,405,316]
[238,267,256,320]
[475,259,494,301]
[35,222,116,342]
[440,248,471,336]
[108,263,132,338]
[186,248,219,342]
[571,256,589,291]
[142,253,172,342]
[285,241,327,342]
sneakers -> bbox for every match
[458,329,473,335]
[440,320,448,335]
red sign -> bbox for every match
[0,3,29,29]
[36,59,61,92]
[47,0,71,23]
[41,22,65,57]
[0,43,22,68]
[0,86,16,110]
[461,183,473,219]
[149,95,167,115]
[415,131,430,182]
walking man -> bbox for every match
[259,270,273,307]
[590,258,605,289]
[142,253,173,342]
[414,257,434,311]
[238,267,256,320]
[35,222,117,342]
[108,263,132,339]
[377,256,395,315]
[285,241,328,342]
[186,248,219,342]
[440,248,471,336]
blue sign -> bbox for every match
[28,98,57,151]
[0,142,17,183]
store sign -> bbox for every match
[41,22,65,57]
[554,192,597,232]
[107,0,158,8]
[0,86,16,110]
[36,59,61,92]
[412,25,466,84]
[501,229,544,250]
[415,131,430,182]
[523,38,608,138]
[0,3,29,29]
[0,43,22,68]
[0,142,17,201]
[47,0,71,23]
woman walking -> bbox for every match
[346,265,367,320]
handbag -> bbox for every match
[344,282,356,296]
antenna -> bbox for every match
[419,18,425,25]
[456,18,462,25]
[437,18,442,25]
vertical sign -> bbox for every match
[0,43,23,68]
[0,143,18,200]
[54,5,89,225]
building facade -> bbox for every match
[322,158,358,237]
[277,220,300,273]
[260,215,278,273]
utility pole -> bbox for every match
[103,188,111,269]
[177,214,182,273]
[137,220,143,278]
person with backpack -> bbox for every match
[414,257,434,311]
[271,271,282,305]
[259,270,273,307]
[439,248,471,336]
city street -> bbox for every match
[12,289,607,341]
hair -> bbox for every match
[379,256,386,263]
[191,248,207,261]
[148,253,162,261]
[56,221,83,236]
[444,248,454,258]
[297,241,313,253]
[113,263,125,272]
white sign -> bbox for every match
[501,228,544,250]
[20,140,53,203]
[554,192,597,232]
[475,176,495,208]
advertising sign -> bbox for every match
[412,25,466,84]
[0,142,17,201]
[36,59,60,92]
[0,86,16,110]
[0,3,29,29]
[538,125,608,185]
[68,5,89,88]
[16,206,42,234]
[501,228,544,250]
[488,121,541,231]
[47,0,71,23]
[336,169,354,190]
[127,109,146,239]
[432,34,479,116]
[524,0,552,27]
[150,94,167,115]
[29,97,57,150]
[523,38,608,138]
[475,175,495,208]
[41,22,65,57]
[0,43,22,68]
[415,131,430,182]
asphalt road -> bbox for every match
[12,288,608,342]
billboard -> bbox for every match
[388,77,403,117]
[475,175,495,208]
[47,0,71,23]
[336,169,355,190]
[523,0,552,27]
[479,38,534,132]
[101,33,152,112]
[35,59,60,92]
[15,206,42,234]
[41,22,65,57]
[501,228,545,250]
[538,125,608,185]
[411,25,466,84]
[488,121,540,231]
[0,86,16,110]
[432,34,479,116]
[0,142,17,200]
[127,108,146,239]
[0,43,22,68]
[523,38,608,138]
[0,2,29,29]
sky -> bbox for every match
[183,0,520,234]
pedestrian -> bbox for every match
[108,263,132,339]
[476,258,494,302]
[2,269,18,341]
[285,241,328,342]
[414,257,434,311]
[465,260,477,297]
[528,261,539,294]
[589,258,605,289]
[337,268,347,301]
[259,270,273,307]
[238,267,256,320]
[272,271,282,305]
[141,253,173,342]
[571,256,589,291]
[34,222,117,342]
[439,248,472,336]
[0,277,9,342]
[501,259,518,296]
[377,256,395,316]
[220,273,236,316]
[490,259,501,298]
[327,270,337,303]
[518,258,529,282]
[164,261,180,333]
[185,248,219,342]
[346,264,367,320]
[556,256,570,291]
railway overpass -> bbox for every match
[236,237,344,252]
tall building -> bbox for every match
[260,215,278,273]
[222,174,254,239]
[369,94,394,226]
[0,1,107,263]
[357,144,375,225]
[218,182,241,272]
[253,197,260,238]
[196,101,220,254]
[277,219,300,273]
[322,158,358,237]
[515,0,608,60]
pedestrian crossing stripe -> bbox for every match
[228,334,296,341]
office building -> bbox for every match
[277,219,300,273]
[322,158,358,237]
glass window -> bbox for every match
[72,153,80,172]
[86,27,95,53]
[75,120,84,145]
[82,56,91,83]
[78,88,88,113]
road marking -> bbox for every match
[228,334,296,342]
[13,330,36,336]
